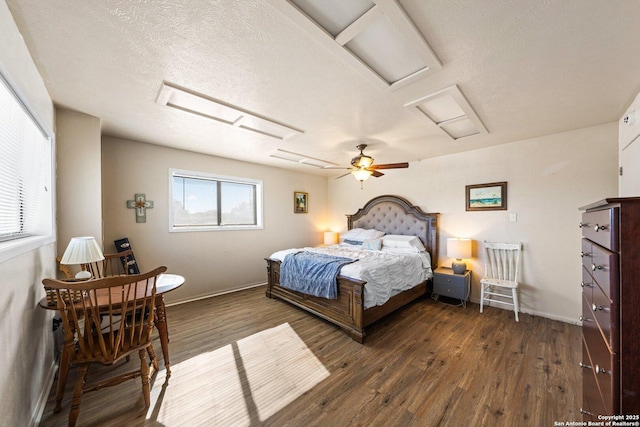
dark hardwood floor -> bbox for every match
[38,286,581,426]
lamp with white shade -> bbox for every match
[60,236,105,279]
[323,231,339,246]
[447,238,472,274]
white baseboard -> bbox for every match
[165,282,267,307]
[468,297,581,325]
[31,359,58,427]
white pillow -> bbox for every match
[359,229,385,240]
[340,228,364,241]
[340,228,385,243]
[361,238,382,251]
[381,235,426,252]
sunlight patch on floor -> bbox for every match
[146,323,329,425]
[237,323,330,421]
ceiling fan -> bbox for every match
[332,144,409,187]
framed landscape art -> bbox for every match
[465,182,507,211]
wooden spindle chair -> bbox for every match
[42,266,167,427]
[480,241,523,321]
[81,249,137,278]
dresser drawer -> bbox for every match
[585,331,617,415]
[582,295,618,415]
[581,238,593,272]
[592,281,618,350]
[589,243,619,300]
[581,208,619,252]
[582,293,610,353]
[581,266,595,302]
[582,339,607,420]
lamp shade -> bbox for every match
[60,236,105,265]
[324,231,339,245]
[447,238,472,259]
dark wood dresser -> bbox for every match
[579,198,640,419]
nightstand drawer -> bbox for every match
[433,268,470,301]
[433,281,467,300]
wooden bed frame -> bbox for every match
[265,195,439,343]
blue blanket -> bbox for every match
[280,251,356,299]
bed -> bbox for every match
[265,195,439,343]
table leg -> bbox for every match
[154,294,172,377]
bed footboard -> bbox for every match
[265,258,367,343]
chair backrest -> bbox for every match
[483,241,522,282]
[43,266,167,365]
[82,249,137,278]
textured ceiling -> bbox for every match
[6,0,640,176]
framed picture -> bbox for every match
[294,191,308,213]
[465,182,507,211]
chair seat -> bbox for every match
[481,277,518,289]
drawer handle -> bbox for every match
[580,251,590,258]
[578,362,592,369]
[579,315,591,322]
[595,364,606,374]
[580,408,594,416]
[579,222,588,228]
[591,264,603,271]
[593,224,607,232]
[591,303,603,311]
[580,282,592,288]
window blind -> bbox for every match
[0,74,51,242]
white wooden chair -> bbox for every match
[480,241,523,321]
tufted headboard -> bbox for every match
[346,195,440,268]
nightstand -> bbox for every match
[432,267,471,307]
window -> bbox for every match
[169,169,263,232]
[0,70,54,253]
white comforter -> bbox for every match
[269,246,432,309]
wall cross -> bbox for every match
[126,193,154,223]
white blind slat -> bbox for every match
[0,73,52,241]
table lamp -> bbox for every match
[324,231,339,246]
[447,238,472,274]
[60,236,105,279]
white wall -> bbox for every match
[0,1,57,425]
[619,91,640,197]
[101,136,329,303]
[329,123,618,323]
[56,108,103,257]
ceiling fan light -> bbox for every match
[352,169,372,181]
[358,155,374,168]
[351,154,374,168]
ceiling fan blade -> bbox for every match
[324,166,352,170]
[371,170,384,178]
[334,172,352,179]
[369,162,409,170]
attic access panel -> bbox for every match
[405,85,488,140]
[274,0,441,89]
[270,149,339,168]
[290,0,374,36]
[156,82,303,140]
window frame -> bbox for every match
[0,65,56,264]
[169,168,263,232]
